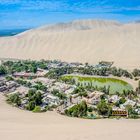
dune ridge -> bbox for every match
[0,19,140,69]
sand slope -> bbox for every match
[0,19,140,69]
[0,94,140,140]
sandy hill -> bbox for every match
[0,19,140,69]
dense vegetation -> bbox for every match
[74,66,133,79]
[7,89,44,112]
[132,69,140,77]
[46,67,73,79]
[97,100,112,116]
[26,89,43,111]
[7,93,21,106]
[51,89,67,100]
[33,81,47,92]
[1,60,140,118]
[3,60,47,73]
[16,79,32,87]
[65,101,88,117]
[1,60,140,81]
[0,65,7,75]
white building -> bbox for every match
[109,95,120,103]
[42,94,60,106]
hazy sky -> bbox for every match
[0,0,140,29]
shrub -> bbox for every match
[129,114,139,119]
[119,97,126,104]
[33,82,47,91]
[65,101,87,117]
[32,106,42,113]
[97,100,112,116]
[34,92,42,105]
[27,89,36,99]
[51,89,66,100]
[72,86,85,94]
[87,106,93,112]
[27,89,42,105]
[132,69,140,77]
[134,78,139,81]
[26,101,36,111]
[45,106,53,111]
[6,76,14,81]
[7,94,21,106]
[0,65,7,75]
[78,91,88,97]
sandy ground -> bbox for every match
[0,19,140,70]
[0,94,140,140]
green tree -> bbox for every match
[0,65,7,75]
[132,69,140,77]
[27,89,42,106]
[51,89,66,100]
[34,92,42,105]
[65,101,87,117]
[136,81,140,95]
[119,97,126,104]
[7,94,21,106]
[26,101,36,111]
[97,100,112,116]
[6,76,14,81]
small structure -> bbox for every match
[15,86,29,95]
[0,80,18,93]
[120,99,136,110]
[112,108,128,117]
[6,81,17,88]
[123,99,136,107]
[135,108,140,115]
[109,95,120,103]
[0,85,7,92]
[13,69,48,78]
[98,61,114,68]
[42,94,60,106]
[87,91,104,105]
[49,82,75,94]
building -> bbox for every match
[13,69,48,78]
[109,95,120,103]
[42,94,60,106]
[87,91,104,105]
[112,108,128,117]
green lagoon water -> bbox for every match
[63,75,133,94]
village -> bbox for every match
[0,59,140,119]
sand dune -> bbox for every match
[0,94,140,140]
[0,19,140,69]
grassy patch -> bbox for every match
[32,106,42,113]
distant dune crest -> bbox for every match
[0,19,140,69]
[38,19,122,32]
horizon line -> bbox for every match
[1,18,140,30]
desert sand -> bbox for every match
[0,94,140,140]
[0,19,140,69]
